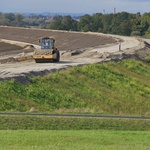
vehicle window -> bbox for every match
[41,39,54,49]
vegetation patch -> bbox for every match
[0,59,150,116]
[1,12,150,37]
[0,116,150,130]
[145,54,150,63]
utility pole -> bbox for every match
[103,9,105,15]
[119,42,121,51]
[114,8,116,14]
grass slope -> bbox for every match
[0,59,150,116]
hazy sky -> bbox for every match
[0,0,150,14]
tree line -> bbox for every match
[1,12,150,37]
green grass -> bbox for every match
[145,54,150,63]
[0,116,150,130]
[0,130,150,150]
[0,59,150,116]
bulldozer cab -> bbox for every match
[33,36,60,63]
[40,37,55,49]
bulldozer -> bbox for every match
[33,36,60,63]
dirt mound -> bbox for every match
[23,45,35,50]
[101,41,150,62]
[0,57,17,64]
[0,41,23,54]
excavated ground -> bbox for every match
[0,26,150,83]
[0,26,117,64]
[0,26,116,52]
[0,42,23,53]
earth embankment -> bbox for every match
[0,26,116,52]
[0,26,146,83]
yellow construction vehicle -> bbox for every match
[33,37,60,63]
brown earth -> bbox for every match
[0,26,150,83]
[0,26,116,53]
[0,41,25,56]
[0,41,23,52]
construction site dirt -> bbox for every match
[0,26,150,84]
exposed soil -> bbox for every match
[0,26,150,84]
[0,26,116,52]
[0,41,23,52]
[0,41,28,56]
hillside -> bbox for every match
[0,26,144,83]
[0,26,150,116]
[0,59,150,116]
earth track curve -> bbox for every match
[0,26,143,84]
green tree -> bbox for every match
[78,14,92,32]
[141,13,150,36]
[0,13,9,25]
[101,14,113,33]
[91,13,103,32]
[5,13,15,22]
[61,16,77,31]
[145,27,150,38]
[50,16,63,30]
[111,12,133,35]
[119,20,132,36]
[15,14,24,26]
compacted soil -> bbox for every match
[0,26,149,83]
[0,26,116,53]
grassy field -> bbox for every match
[0,130,150,150]
[0,59,150,149]
[0,59,150,116]
[1,116,150,130]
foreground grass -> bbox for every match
[0,130,150,150]
[0,59,150,116]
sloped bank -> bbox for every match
[0,47,149,84]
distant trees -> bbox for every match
[50,15,77,31]
[1,12,150,37]
[0,13,24,26]
[78,14,92,32]
[92,13,103,32]
[77,12,150,37]
[15,14,24,26]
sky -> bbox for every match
[0,0,150,14]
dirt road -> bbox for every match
[0,27,144,83]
